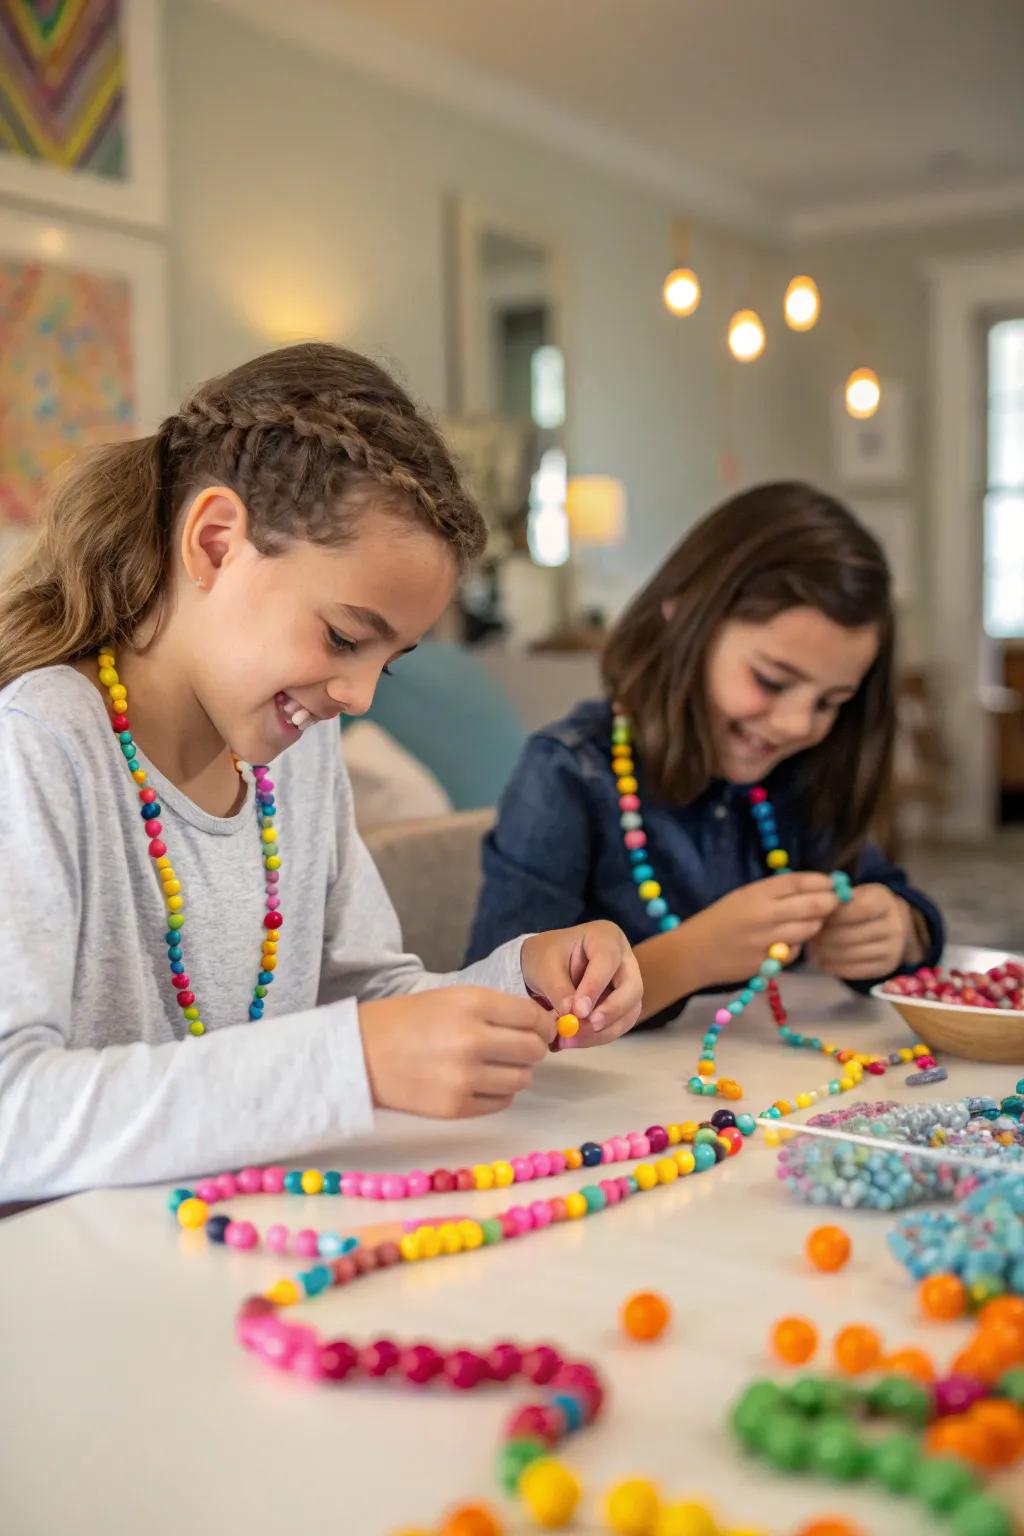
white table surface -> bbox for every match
[3,950,1024,1536]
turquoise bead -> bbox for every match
[761,958,782,977]
[121,742,137,759]
[167,1187,193,1212]
[118,730,133,744]
[284,1170,304,1194]
[647,897,668,918]
[688,1076,704,1092]
[323,1171,342,1194]
[660,914,680,931]
[551,1391,584,1432]
[582,1185,606,1213]
[299,1264,332,1296]
[632,863,654,881]
[693,1143,717,1171]
[736,1113,756,1135]
[749,976,767,992]
[728,1000,744,1016]
[701,1082,718,1096]
[739,989,754,1005]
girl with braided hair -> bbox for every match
[0,343,640,1201]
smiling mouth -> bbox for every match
[730,721,783,756]
[275,691,321,732]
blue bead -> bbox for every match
[322,1171,342,1194]
[121,742,137,759]
[119,730,133,744]
[552,1392,584,1432]
[141,802,161,819]
[206,1214,231,1244]
[581,1185,606,1213]
[580,1141,603,1167]
[164,930,179,946]
[749,976,767,992]
[736,1113,756,1135]
[167,1187,193,1213]
[728,1000,745,1016]
[167,945,183,962]
[760,958,782,977]
[300,1264,332,1297]
[765,1106,782,1119]
[170,961,185,975]
[646,897,668,918]
[692,1144,717,1172]
[688,1076,704,1092]
[763,835,780,850]
[632,863,655,882]
[317,1232,347,1258]
[739,989,754,1005]
[659,914,681,932]
[629,849,646,863]
[248,1003,264,1020]
[284,1170,304,1194]
[258,970,274,986]
[751,802,771,820]
[626,1176,639,1194]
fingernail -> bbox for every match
[590,1010,607,1031]
[575,997,593,1019]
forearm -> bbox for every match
[635,920,712,1021]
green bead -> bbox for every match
[701,1082,718,1096]
[788,1376,830,1417]
[760,1412,811,1471]
[870,1431,922,1494]
[967,1273,1006,1308]
[496,1436,546,1494]
[730,1382,785,1450]
[582,1185,606,1213]
[168,914,185,930]
[254,985,268,998]
[949,1495,1016,1536]
[867,1374,933,1425]
[693,1128,720,1145]
[688,1076,704,1093]
[480,1218,503,1245]
[807,1418,868,1481]
[912,1455,980,1514]
[997,1366,1024,1405]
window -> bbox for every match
[984,319,1024,638]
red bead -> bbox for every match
[112,713,130,731]
[351,1248,378,1275]
[499,1212,518,1239]
[486,1343,522,1381]
[454,1168,475,1192]
[263,911,283,930]
[867,1061,887,1075]
[238,1296,275,1319]
[359,1338,399,1377]
[430,1169,456,1194]
[148,839,167,859]
[916,1055,937,1070]
[748,786,768,803]
[645,1125,669,1153]
[521,1345,562,1385]
[145,820,162,838]
[374,1241,401,1267]
[506,1403,561,1443]
[171,974,190,990]
[549,1198,569,1222]
[139,787,157,803]
[320,1339,358,1380]
[445,1349,487,1390]
[331,1257,358,1285]
[176,991,195,1008]
[401,1343,444,1384]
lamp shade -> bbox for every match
[565,476,627,546]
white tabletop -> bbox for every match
[2,951,1023,1536]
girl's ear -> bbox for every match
[179,486,250,588]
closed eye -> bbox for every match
[752,670,785,695]
[326,626,357,654]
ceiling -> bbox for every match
[330,0,1024,233]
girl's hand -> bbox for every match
[807,884,919,980]
[687,873,841,988]
[521,921,643,1049]
[359,987,555,1118]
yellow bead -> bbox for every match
[616,776,638,794]
[437,1223,463,1255]
[176,1197,209,1229]
[666,1123,682,1145]
[265,854,282,870]
[655,1157,678,1185]
[188,1020,205,1037]
[518,1458,581,1529]
[679,1121,699,1143]
[132,769,147,783]
[183,1007,199,1019]
[764,1127,782,1148]
[697,1059,715,1077]
[655,1502,719,1536]
[565,1192,588,1219]
[767,941,790,962]
[300,1169,323,1195]
[766,849,789,869]
[155,856,170,870]
[98,667,119,687]
[98,651,115,667]
[638,881,663,903]
[840,1077,855,1091]
[899,1047,914,1061]
[261,827,278,844]
[265,1278,301,1306]
[457,1220,484,1250]
[109,684,127,701]
[162,879,181,896]
[912,1044,929,1057]
[416,1226,441,1259]
[166,894,184,912]
[604,1477,662,1536]
[399,1233,420,1262]
[556,1013,580,1039]
[472,1164,495,1190]
[263,955,277,971]
[493,1160,515,1188]
[634,1164,658,1192]
[796,1093,814,1109]
[674,1148,696,1176]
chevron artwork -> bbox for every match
[0,0,126,180]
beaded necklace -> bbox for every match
[610,711,925,1120]
[97,649,284,1037]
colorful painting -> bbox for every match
[0,255,134,525]
[0,0,125,179]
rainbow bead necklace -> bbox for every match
[97,649,284,1037]
[611,712,925,1120]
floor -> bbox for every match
[905,828,1024,955]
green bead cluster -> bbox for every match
[729,1375,1015,1536]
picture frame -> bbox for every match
[832,379,909,487]
[0,0,165,229]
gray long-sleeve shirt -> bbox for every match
[0,667,526,1201]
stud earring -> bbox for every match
[193,577,205,588]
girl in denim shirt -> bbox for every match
[468,483,943,1029]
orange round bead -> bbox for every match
[979,1295,1024,1330]
[881,1348,935,1383]
[919,1272,967,1322]
[621,1290,671,1342]
[968,1400,1024,1465]
[771,1315,818,1365]
[439,1505,504,1536]
[926,1417,998,1468]
[805,1224,851,1273]
[833,1324,882,1376]
[793,1521,866,1536]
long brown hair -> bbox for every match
[0,342,484,690]
[602,482,894,866]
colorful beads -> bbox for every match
[621,1291,671,1342]
[805,1225,852,1272]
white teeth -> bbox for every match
[291,709,313,729]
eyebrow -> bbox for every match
[333,603,398,643]
[754,651,858,695]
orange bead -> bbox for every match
[793,1522,866,1536]
[881,1348,935,1383]
[968,1400,1024,1465]
[979,1295,1024,1330]
[771,1315,818,1365]
[953,1335,1015,1385]
[621,1290,671,1342]
[439,1505,504,1536]
[975,1316,1024,1369]
[926,1417,999,1468]
[833,1324,882,1376]
[805,1225,851,1273]
[919,1273,967,1322]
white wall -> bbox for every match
[166,0,823,611]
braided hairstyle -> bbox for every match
[0,343,484,688]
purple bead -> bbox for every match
[933,1375,989,1416]
[645,1125,669,1154]
[265,870,279,884]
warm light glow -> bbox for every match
[845,367,881,419]
[662,267,701,317]
[528,448,569,567]
[566,476,627,546]
[728,308,766,362]
[784,275,820,332]
[36,226,68,259]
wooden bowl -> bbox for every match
[870,982,1024,1064]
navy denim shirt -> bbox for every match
[467,699,944,1026]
